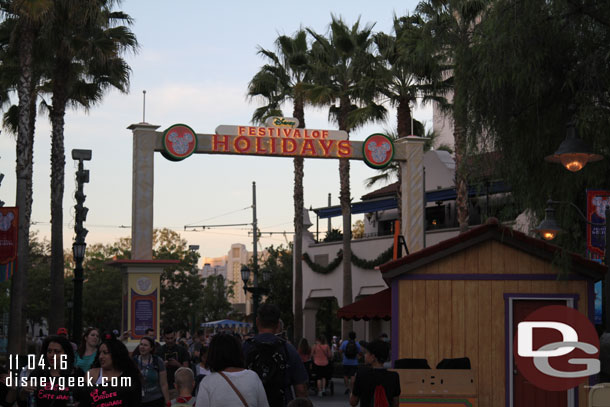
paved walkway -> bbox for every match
[309,378,351,407]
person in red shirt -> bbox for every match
[311,335,331,397]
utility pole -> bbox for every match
[252,181,259,323]
[328,193,331,234]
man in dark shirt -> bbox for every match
[157,328,190,399]
[350,339,401,407]
[243,304,308,406]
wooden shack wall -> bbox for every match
[396,240,590,407]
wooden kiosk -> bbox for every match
[379,218,605,407]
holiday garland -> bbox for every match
[302,246,394,274]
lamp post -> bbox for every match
[542,115,610,329]
[67,300,73,342]
[72,149,91,341]
[240,264,270,333]
[188,245,200,332]
[535,200,609,327]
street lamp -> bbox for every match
[240,264,270,332]
[72,149,91,343]
[534,200,580,241]
[544,119,602,172]
[542,124,610,338]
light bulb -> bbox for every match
[542,231,557,240]
[560,153,589,172]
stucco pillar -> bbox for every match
[398,137,425,254]
[109,259,178,351]
[128,123,160,260]
[303,307,317,342]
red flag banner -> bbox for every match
[0,207,18,264]
[587,190,609,258]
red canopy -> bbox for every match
[337,288,391,321]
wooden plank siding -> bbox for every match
[407,241,572,276]
[395,240,593,407]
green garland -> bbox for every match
[351,246,394,269]
[302,251,343,274]
[303,245,394,274]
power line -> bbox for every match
[184,222,251,231]
[184,206,251,227]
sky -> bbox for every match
[0,0,431,261]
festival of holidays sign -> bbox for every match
[160,121,394,168]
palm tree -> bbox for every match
[247,29,310,340]
[308,17,386,337]
[1,0,53,355]
[416,0,489,233]
[44,0,137,331]
[373,14,448,223]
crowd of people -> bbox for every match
[0,304,401,407]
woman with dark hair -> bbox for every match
[193,345,210,396]
[75,327,100,372]
[134,336,169,407]
[19,335,78,407]
[84,333,142,406]
[311,334,331,397]
[195,333,268,407]
[297,338,311,364]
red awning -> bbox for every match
[337,288,391,321]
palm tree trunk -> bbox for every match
[395,98,413,229]
[397,98,412,139]
[48,78,68,332]
[453,87,469,233]
[9,23,35,354]
[339,158,352,337]
[292,97,305,341]
[338,101,352,337]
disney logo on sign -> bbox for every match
[168,131,193,155]
[137,277,151,292]
[362,134,394,169]
[265,116,299,129]
[367,141,391,163]
[0,212,14,232]
[161,124,198,162]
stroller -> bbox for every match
[306,360,335,396]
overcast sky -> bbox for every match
[0,0,432,260]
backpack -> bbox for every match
[245,338,287,407]
[344,339,358,359]
[372,384,390,407]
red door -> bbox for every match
[513,300,568,407]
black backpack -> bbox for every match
[344,339,358,359]
[245,338,287,407]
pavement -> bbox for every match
[308,378,351,407]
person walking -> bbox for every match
[75,327,100,373]
[243,304,309,407]
[19,335,79,407]
[134,336,170,407]
[194,345,210,395]
[84,333,142,406]
[297,338,311,364]
[157,328,190,399]
[311,335,332,397]
[340,331,361,395]
[349,339,400,407]
[170,367,196,406]
[196,333,269,407]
